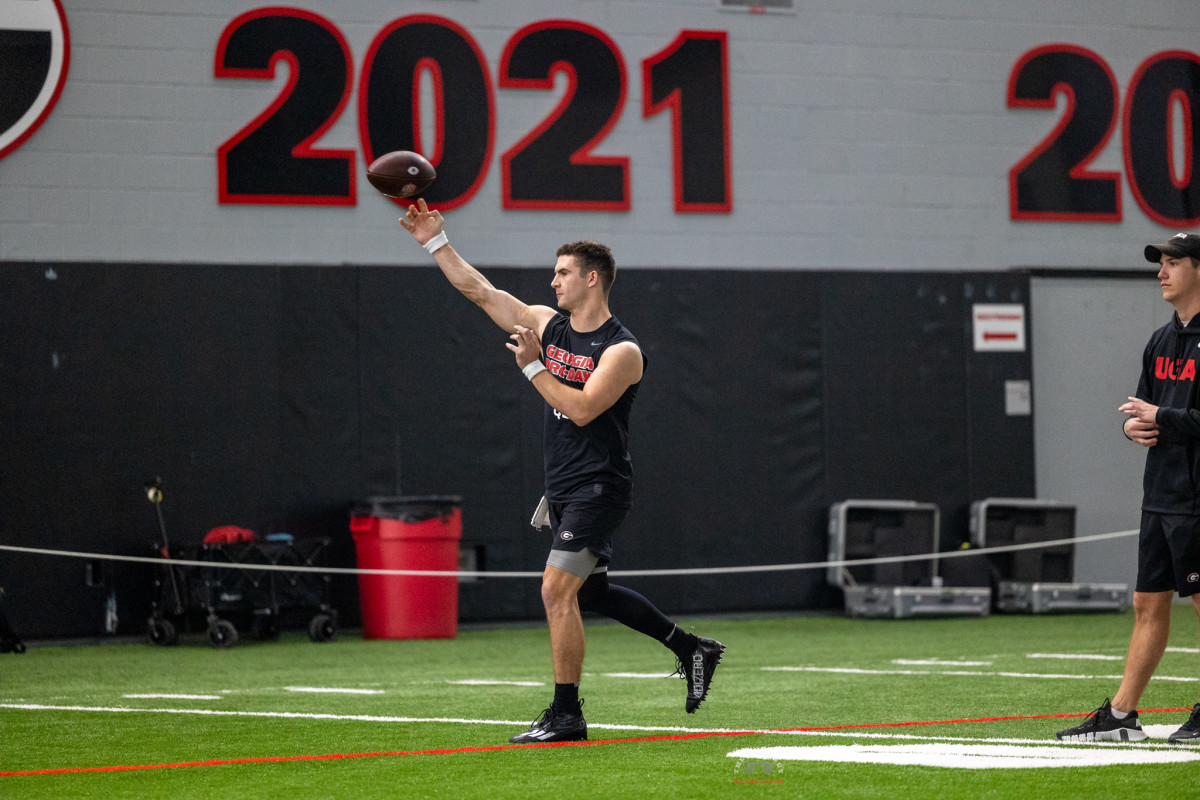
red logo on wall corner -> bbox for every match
[0,0,70,160]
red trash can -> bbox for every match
[350,496,463,639]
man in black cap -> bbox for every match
[1057,232,1200,744]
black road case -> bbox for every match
[828,500,990,618]
[969,498,1128,613]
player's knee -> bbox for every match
[540,578,577,613]
[1131,590,1173,620]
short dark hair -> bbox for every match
[557,240,615,292]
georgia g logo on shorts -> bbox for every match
[1188,572,1199,584]
[560,530,574,541]
[0,0,70,160]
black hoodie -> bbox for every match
[1136,312,1200,514]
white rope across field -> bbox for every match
[0,529,1137,579]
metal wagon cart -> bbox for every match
[144,479,338,648]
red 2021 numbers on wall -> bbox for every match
[216,11,731,213]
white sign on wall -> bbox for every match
[973,304,1026,352]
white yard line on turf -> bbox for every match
[1,703,1194,748]
[1026,653,1122,661]
[761,666,1196,682]
[446,680,545,687]
[892,659,992,666]
[284,687,385,695]
[603,673,677,679]
[728,743,1200,769]
[123,694,222,700]
[0,704,529,726]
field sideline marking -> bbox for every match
[2,702,1195,777]
[0,732,749,777]
[762,666,1196,682]
[2,702,1191,731]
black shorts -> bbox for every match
[1136,511,1200,596]
[547,500,629,568]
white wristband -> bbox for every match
[522,361,547,381]
[423,230,449,254]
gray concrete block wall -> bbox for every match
[1,0,1197,268]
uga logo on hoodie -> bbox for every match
[1156,357,1196,381]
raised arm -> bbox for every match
[399,199,555,335]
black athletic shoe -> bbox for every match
[1055,698,1147,742]
[677,636,725,713]
[1168,703,1200,743]
[508,701,587,744]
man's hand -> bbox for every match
[506,325,541,370]
[1120,396,1159,423]
[398,197,443,247]
[1120,397,1159,447]
[1123,417,1159,447]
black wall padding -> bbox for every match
[0,263,1032,638]
[612,271,827,613]
[821,272,1034,547]
[0,264,286,638]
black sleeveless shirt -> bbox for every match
[540,313,644,507]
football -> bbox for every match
[366,151,437,198]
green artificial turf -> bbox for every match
[2,607,1199,799]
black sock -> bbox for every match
[575,574,699,663]
[663,625,699,661]
[578,574,678,643]
[553,682,580,712]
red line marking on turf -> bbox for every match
[0,735,752,776]
[3,708,1191,777]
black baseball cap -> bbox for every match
[1145,232,1200,263]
